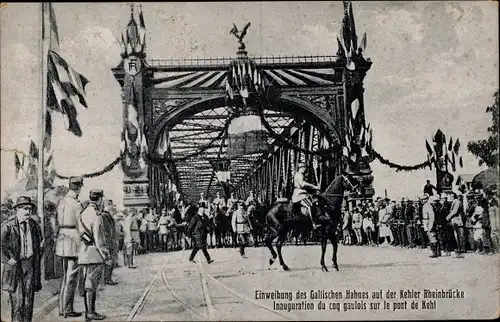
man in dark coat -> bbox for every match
[1,196,43,322]
[101,200,118,285]
[187,202,213,264]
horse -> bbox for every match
[247,202,267,247]
[213,203,230,248]
[264,172,358,272]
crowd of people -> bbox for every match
[1,173,499,322]
[340,183,500,258]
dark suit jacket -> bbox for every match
[1,217,43,293]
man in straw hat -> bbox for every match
[292,162,320,229]
[1,195,43,322]
[55,176,84,318]
[78,189,110,321]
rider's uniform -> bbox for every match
[212,197,226,213]
[245,195,258,214]
[198,197,210,216]
[226,197,237,215]
[291,171,315,224]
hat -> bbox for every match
[89,189,104,199]
[237,200,245,205]
[277,197,288,203]
[69,176,84,189]
[129,208,138,215]
[297,162,306,169]
[13,196,36,209]
[104,199,113,206]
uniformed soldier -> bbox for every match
[212,191,226,211]
[226,192,238,216]
[199,192,210,215]
[291,163,320,229]
[231,200,253,258]
[55,176,84,318]
[101,200,118,285]
[422,195,438,258]
[123,208,140,268]
[78,189,109,321]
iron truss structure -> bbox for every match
[113,1,374,209]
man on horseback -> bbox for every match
[212,191,226,213]
[292,162,321,229]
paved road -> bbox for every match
[2,245,499,321]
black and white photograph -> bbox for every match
[1,1,499,321]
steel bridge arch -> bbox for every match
[149,93,343,155]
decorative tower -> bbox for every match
[337,0,375,199]
[114,4,151,208]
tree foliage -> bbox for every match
[467,91,499,167]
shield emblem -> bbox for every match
[125,56,142,76]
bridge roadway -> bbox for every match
[2,245,498,321]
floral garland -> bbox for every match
[55,156,122,179]
[371,149,431,172]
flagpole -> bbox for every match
[38,3,49,237]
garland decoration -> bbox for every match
[55,156,122,179]
[371,148,431,172]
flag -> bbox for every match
[156,131,169,156]
[360,32,367,52]
[46,3,60,49]
[44,111,52,150]
[453,138,463,168]
[45,153,53,167]
[425,140,435,162]
[45,4,89,137]
[29,140,39,160]
[14,153,21,179]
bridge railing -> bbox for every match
[147,55,339,68]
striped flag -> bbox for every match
[46,3,89,137]
[14,153,21,179]
[453,138,463,168]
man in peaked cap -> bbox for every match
[1,196,43,322]
[78,189,109,321]
[231,200,253,258]
[55,176,84,318]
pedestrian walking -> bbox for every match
[187,203,214,264]
[1,196,43,322]
[55,176,84,318]
[78,189,110,321]
[231,200,253,258]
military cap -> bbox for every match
[297,162,306,169]
[129,208,138,215]
[237,199,245,205]
[89,189,104,199]
[69,176,84,187]
[104,199,114,206]
[276,197,288,203]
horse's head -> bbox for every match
[340,172,359,193]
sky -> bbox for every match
[1,1,498,207]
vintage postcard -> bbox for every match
[1,1,499,321]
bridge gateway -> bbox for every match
[112,1,374,210]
